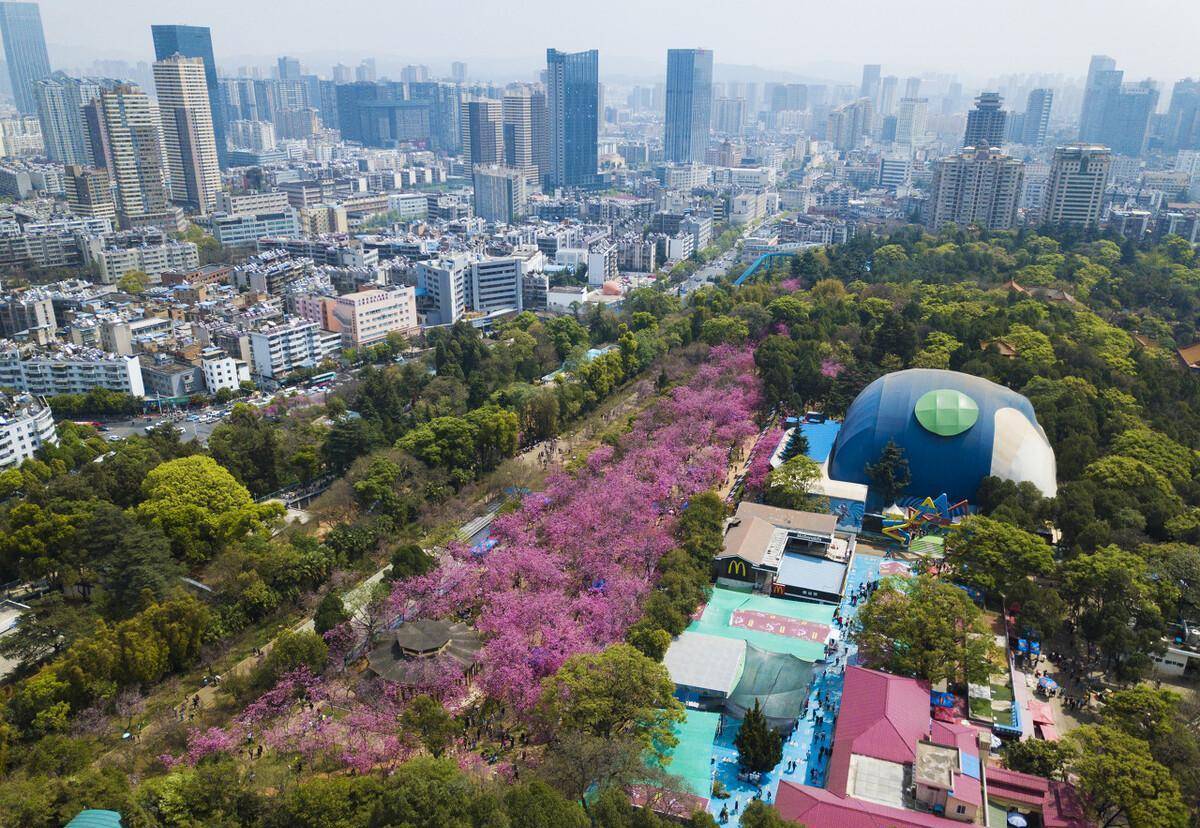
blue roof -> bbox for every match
[960,751,981,780]
[827,369,1055,504]
[775,553,847,595]
[66,811,122,828]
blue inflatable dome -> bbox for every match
[827,369,1056,504]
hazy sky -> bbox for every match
[36,0,1200,85]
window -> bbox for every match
[955,805,966,815]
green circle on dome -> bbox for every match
[914,389,979,436]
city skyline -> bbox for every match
[25,0,1200,87]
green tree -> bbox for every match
[1002,738,1073,779]
[852,575,998,685]
[116,269,149,294]
[389,543,436,581]
[943,516,1054,597]
[762,455,822,510]
[399,695,459,758]
[537,644,685,761]
[208,404,288,497]
[865,440,910,505]
[735,699,782,773]
[1067,725,1187,828]
[248,629,328,693]
[313,590,349,635]
[740,801,805,828]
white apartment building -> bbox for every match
[712,166,777,188]
[0,392,57,469]
[386,192,428,221]
[470,259,523,313]
[200,347,250,393]
[1043,144,1112,227]
[416,256,470,326]
[587,242,618,287]
[212,209,300,246]
[248,318,337,379]
[90,240,199,284]
[153,56,222,214]
[0,343,145,396]
[331,287,418,347]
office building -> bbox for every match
[451,62,467,83]
[151,24,227,166]
[927,145,1024,231]
[1021,88,1053,146]
[0,391,56,468]
[331,287,418,347]
[545,48,599,189]
[400,64,429,84]
[470,257,523,313]
[877,75,897,116]
[903,77,921,99]
[1043,143,1112,227]
[502,90,538,185]
[63,164,116,222]
[963,91,1006,148]
[860,64,881,102]
[473,164,527,224]
[1077,56,1158,156]
[461,97,503,166]
[663,48,713,164]
[97,84,174,228]
[1079,55,1117,142]
[894,97,927,145]
[211,209,300,245]
[0,2,50,115]
[276,55,300,81]
[1166,79,1200,151]
[228,118,276,151]
[416,255,469,325]
[153,55,221,214]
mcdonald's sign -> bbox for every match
[726,559,749,579]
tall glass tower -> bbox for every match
[151,24,227,166]
[545,48,598,190]
[0,2,51,115]
[663,48,713,164]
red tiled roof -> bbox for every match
[827,666,932,796]
[985,767,1090,828]
[776,782,968,828]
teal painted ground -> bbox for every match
[687,587,834,661]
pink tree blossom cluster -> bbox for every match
[742,426,785,496]
[388,346,763,709]
[820,358,845,378]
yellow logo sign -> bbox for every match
[727,560,748,578]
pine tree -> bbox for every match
[735,698,782,773]
[313,590,349,635]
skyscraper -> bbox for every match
[1166,79,1200,151]
[530,88,549,185]
[903,77,921,99]
[451,62,467,84]
[0,2,50,115]
[97,83,172,227]
[877,75,898,116]
[827,98,873,151]
[1021,89,1053,146]
[927,145,1024,230]
[151,24,227,166]
[894,97,927,145]
[963,92,1006,148]
[1079,55,1117,141]
[545,48,599,190]
[713,97,745,136]
[276,55,301,81]
[502,90,537,186]
[63,164,115,223]
[33,72,89,164]
[461,97,503,166]
[860,64,881,102]
[153,55,221,214]
[473,164,527,224]
[663,48,713,164]
[1044,143,1112,227]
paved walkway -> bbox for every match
[706,551,891,824]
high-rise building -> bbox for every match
[1021,88,1053,146]
[878,75,898,116]
[963,91,1006,148]
[894,97,927,145]
[276,55,300,81]
[80,97,110,168]
[331,63,352,84]
[400,64,429,84]
[151,25,227,167]
[502,90,537,186]
[473,164,527,224]
[903,76,921,99]
[663,48,713,164]
[0,2,50,115]
[451,62,467,83]
[228,119,276,151]
[860,64,881,102]
[1043,143,1111,227]
[1079,55,1117,142]
[63,164,115,222]
[530,88,549,185]
[33,72,90,164]
[713,97,745,136]
[827,98,873,151]
[545,48,599,189]
[1165,78,1200,151]
[153,55,221,214]
[927,145,1024,230]
[97,84,172,227]
[461,97,503,166]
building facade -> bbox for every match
[663,48,713,164]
